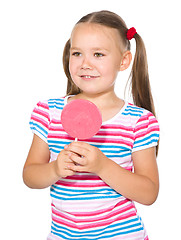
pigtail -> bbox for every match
[130,33,156,116]
[63,39,81,95]
[129,33,159,155]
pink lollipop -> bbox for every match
[61,99,102,140]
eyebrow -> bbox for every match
[70,47,109,52]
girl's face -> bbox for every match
[69,23,123,95]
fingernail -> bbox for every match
[64,145,68,149]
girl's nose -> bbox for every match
[81,56,93,69]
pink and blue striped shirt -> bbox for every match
[29,96,159,240]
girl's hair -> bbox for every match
[63,10,159,154]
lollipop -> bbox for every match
[61,99,102,141]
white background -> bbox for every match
[0,0,180,239]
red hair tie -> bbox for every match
[127,27,137,40]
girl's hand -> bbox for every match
[54,149,77,178]
[64,142,108,175]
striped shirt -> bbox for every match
[29,96,160,240]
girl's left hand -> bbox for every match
[64,142,108,175]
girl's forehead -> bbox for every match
[70,23,122,48]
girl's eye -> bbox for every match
[72,52,81,57]
[94,52,104,57]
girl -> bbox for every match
[23,10,160,240]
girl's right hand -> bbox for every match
[54,149,76,178]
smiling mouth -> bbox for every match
[80,75,99,79]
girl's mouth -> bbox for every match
[80,75,99,80]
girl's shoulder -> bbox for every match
[47,97,66,110]
[125,103,160,153]
[123,102,159,129]
[125,102,157,119]
[32,97,66,122]
[34,97,66,109]
[125,102,145,116]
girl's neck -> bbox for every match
[68,91,121,108]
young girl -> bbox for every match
[23,10,160,240]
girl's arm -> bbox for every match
[66,142,159,205]
[23,134,76,189]
[97,147,159,205]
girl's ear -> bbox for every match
[119,51,132,71]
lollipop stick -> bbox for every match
[74,137,81,165]
[74,137,83,161]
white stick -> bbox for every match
[75,137,78,142]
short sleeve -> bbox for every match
[132,110,160,152]
[29,100,50,143]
